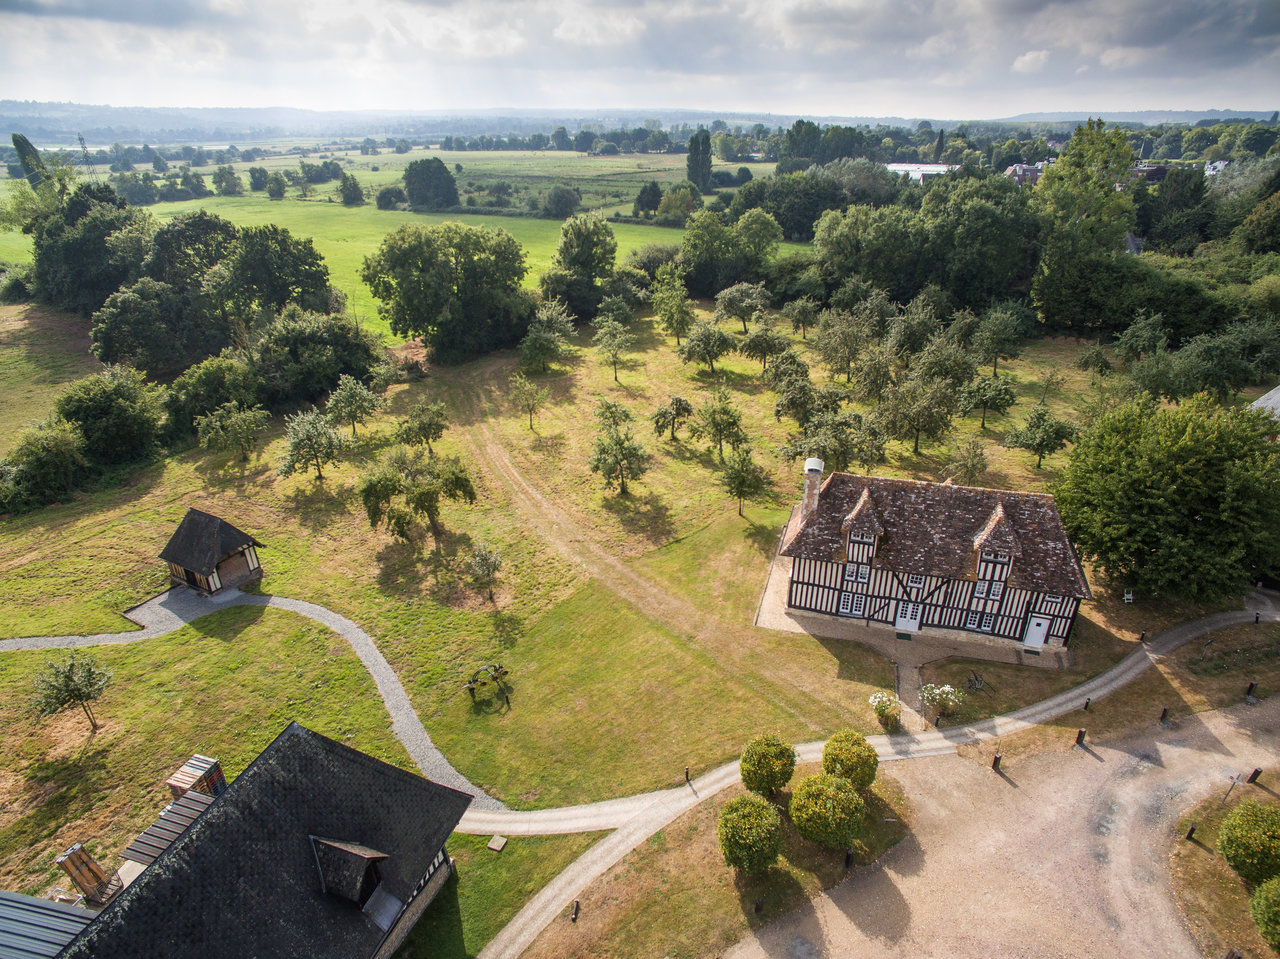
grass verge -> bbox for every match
[521,764,908,959]
[405,832,605,959]
[1171,778,1278,959]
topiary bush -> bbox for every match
[822,729,879,792]
[1220,800,1280,885]
[789,773,865,850]
[1253,875,1280,950]
[740,734,797,796]
[717,794,782,874]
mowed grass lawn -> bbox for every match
[0,606,410,895]
[0,304,102,456]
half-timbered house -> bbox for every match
[158,508,263,594]
[781,460,1090,649]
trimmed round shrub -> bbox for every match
[789,773,865,850]
[717,794,782,874]
[1220,801,1280,885]
[1253,875,1280,950]
[740,734,796,796]
[822,729,879,792]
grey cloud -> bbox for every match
[0,0,224,27]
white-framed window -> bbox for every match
[1045,593,1062,603]
[838,593,867,617]
[981,613,994,632]
[851,594,866,616]
[849,534,874,545]
[839,592,853,614]
[997,551,1010,561]
[906,573,925,588]
[966,610,981,629]
[844,563,869,583]
[974,580,988,598]
[990,581,1004,600]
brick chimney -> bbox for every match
[801,458,824,520]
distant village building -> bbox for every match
[781,463,1090,650]
[159,508,263,594]
[1004,160,1052,187]
[884,162,957,182]
[55,723,472,959]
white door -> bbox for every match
[895,601,922,632]
[1024,616,1050,649]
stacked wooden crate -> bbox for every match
[165,755,228,799]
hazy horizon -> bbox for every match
[2,0,1277,121]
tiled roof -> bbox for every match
[157,508,263,576]
[58,723,472,959]
[782,474,1090,598]
[1252,384,1280,418]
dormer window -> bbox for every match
[906,573,924,588]
[849,534,875,545]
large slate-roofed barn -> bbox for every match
[56,723,472,959]
[159,508,263,594]
[781,461,1090,649]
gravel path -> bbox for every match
[726,695,1280,959]
[0,586,506,811]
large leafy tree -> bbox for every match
[540,213,617,319]
[686,129,713,194]
[363,222,533,363]
[54,365,163,466]
[31,184,139,316]
[1054,395,1280,599]
[223,224,332,317]
[402,157,459,209]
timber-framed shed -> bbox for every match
[781,461,1090,650]
[158,508,263,594]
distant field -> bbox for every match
[147,194,686,337]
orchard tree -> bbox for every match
[678,322,734,375]
[959,375,1017,429]
[652,263,695,345]
[783,297,819,340]
[469,543,503,601]
[589,421,648,495]
[31,651,112,731]
[717,794,781,875]
[509,371,550,429]
[690,386,748,460]
[739,734,797,796]
[195,401,270,461]
[879,377,956,455]
[397,399,449,453]
[714,282,769,335]
[1004,405,1076,468]
[359,445,476,546]
[972,305,1025,375]
[812,309,864,383]
[277,409,344,480]
[592,317,636,382]
[739,326,789,372]
[326,374,385,438]
[651,396,694,440]
[943,439,988,486]
[721,447,769,515]
[1054,395,1280,599]
[519,298,575,373]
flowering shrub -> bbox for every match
[740,734,797,796]
[822,729,879,792]
[1220,800,1280,885]
[869,691,902,732]
[718,794,782,874]
[920,683,966,716]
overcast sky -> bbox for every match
[1,0,1277,119]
